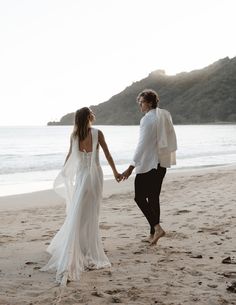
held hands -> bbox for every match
[114,165,134,182]
[114,172,123,183]
[121,165,134,181]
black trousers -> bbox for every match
[134,164,166,235]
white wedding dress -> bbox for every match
[41,128,111,285]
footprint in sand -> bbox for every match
[25,261,38,265]
[167,231,189,240]
[100,224,115,230]
[127,286,140,301]
[186,269,203,276]
[16,231,25,237]
[174,209,191,215]
[132,247,146,255]
[197,210,205,214]
[0,234,17,244]
[187,216,198,220]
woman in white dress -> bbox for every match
[41,107,121,285]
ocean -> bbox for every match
[0,125,236,196]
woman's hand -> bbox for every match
[114,172,123,183]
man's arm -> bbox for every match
[123,117,150,179]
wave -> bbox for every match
[177,150,236,159]
[0,163,63,175]
[0,153,63,158]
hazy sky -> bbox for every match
[0,0,236,126]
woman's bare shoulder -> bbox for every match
[97,129,103,136]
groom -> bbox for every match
[122,89,177,245]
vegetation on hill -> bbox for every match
[47,57,236,125]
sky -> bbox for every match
[0,0,236,126]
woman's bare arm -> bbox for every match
[98,130,122,181]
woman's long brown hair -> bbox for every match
[72,107,91,141]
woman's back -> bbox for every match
[78,129,93,153]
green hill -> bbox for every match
[47,56,236,125]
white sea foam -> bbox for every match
[0,125,236,196]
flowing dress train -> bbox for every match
[41,128,111,285]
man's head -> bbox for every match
[136,89,160,113]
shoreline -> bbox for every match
[47,122,236,126]
[1,163,235,211]
[2,161,233,198]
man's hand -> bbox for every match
[122,165,134,180]
[114,172,123,183]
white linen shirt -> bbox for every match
[131,109,159,174]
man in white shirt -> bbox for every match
[122,89,167,245]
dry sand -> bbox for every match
[0,165,236,305]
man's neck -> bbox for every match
[145,108,155,113]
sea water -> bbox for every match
[0,125,236,196]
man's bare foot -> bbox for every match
[150,228,165,245]
[142,234,154,243]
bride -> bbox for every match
[41,107,122,285]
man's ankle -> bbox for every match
[154,224,163,231]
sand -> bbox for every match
[0,165,236,305]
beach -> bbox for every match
[0,165,236,305]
